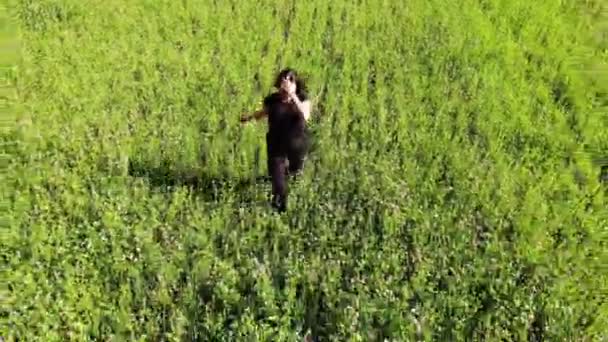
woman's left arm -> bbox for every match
[289,93,312,121]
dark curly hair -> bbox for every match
[273,67,308,100]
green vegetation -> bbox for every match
[4,0,607,340]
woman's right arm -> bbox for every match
[240,108,267,123]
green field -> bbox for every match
[3,0,608,340]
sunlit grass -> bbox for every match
[4,0,607,340]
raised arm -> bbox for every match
[290,94,312,121]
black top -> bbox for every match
[263,91,308,142]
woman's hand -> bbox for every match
[240,108,268,123]
[287,92,311,121]
[287,91,299,103]
[240,114,251,123]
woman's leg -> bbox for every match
[267,133,288,212]
[268,156,287,212]
[287,133,310,176]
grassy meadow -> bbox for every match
[4,0,608,340]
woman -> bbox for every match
[241,68,313,212]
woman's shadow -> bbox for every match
[127,158,271,205]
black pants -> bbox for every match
[266,132,309,212]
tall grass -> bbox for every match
[4,0,607,340]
